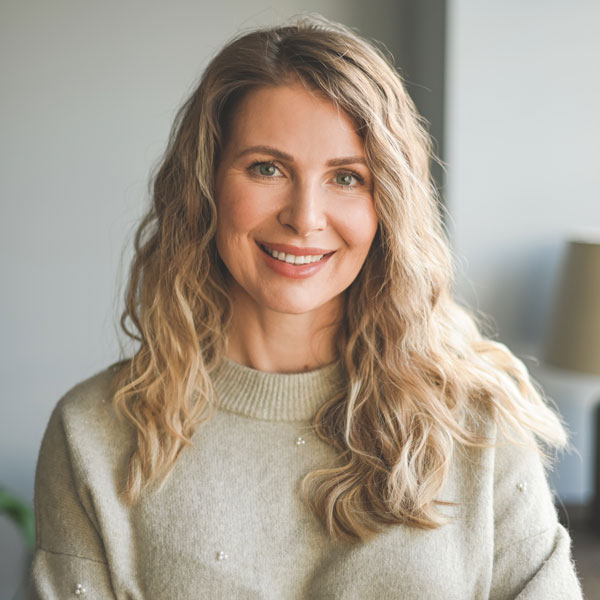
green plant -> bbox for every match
[0,487,34,551]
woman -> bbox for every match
[30,16,582,599]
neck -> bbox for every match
[225,287,343,374]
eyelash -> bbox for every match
[248,161,365,189]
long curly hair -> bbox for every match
[112,15,566,542]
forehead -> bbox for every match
[223,83,365,158]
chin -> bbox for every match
[253,288,332,316]
[265,299,323,316]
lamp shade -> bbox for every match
[544,239,600,375]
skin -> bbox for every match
[214,82,378,373]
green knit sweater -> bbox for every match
[29,360,582,599]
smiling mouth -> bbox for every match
[258,243,334,265]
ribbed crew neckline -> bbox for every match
[212,357,345,422]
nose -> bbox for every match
[277,179,327,236]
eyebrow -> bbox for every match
[234,145,368,167]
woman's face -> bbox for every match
[214,82,378,318]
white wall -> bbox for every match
[446,0,600,502]
[0,1,402,596]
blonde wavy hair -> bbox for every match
[113,15,566,542]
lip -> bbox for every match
[257,241,335,256]
[257,241,335,279]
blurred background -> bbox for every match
[1,0,599,597]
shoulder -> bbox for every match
[50,364,129,436]
[450,412,559,537]
[460,413,569,582]
[40,365,135,480]
[54,364,119,419]
[490,427,559,552]
[458,406,556,487]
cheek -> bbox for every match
[216,183,269,243]
[337,198,378,254]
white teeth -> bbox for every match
[262,245,326,265]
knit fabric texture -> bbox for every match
[29,360,583,599]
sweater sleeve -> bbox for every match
[28,401,116,599]
[488,434,583,600]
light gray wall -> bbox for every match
[446,0,600,503]
[446,0,600,353]
[1,1,409,596]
